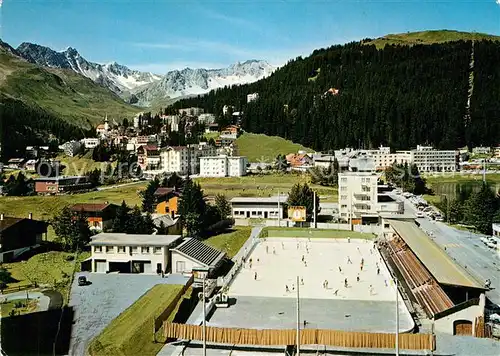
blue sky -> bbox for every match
[2,0,500,73]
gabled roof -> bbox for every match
[388,219,485,290]
[171,238,225,268]
[70,203,117,213]
[154,187,179,197]
[0,217,48,235]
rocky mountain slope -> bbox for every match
[133,60,275,107]
[16,42,161,95]
[16,42,275,107]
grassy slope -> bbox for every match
[0,51,139,127]
[195,173,338,202]
[204,227,251,258]
[88,284,185,356]
[364,30,500,49]
[3,251,90,302]
[0,182,147,241]
[235,133,313,162]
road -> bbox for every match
[395,193,500,306]
[96,180,146,191]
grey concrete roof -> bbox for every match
[388,219,485,289]
[89,233,182,246]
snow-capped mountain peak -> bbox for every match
[16,42,160,94]
[132,59,275,106]
[15,42,275,107]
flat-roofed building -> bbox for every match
[230,195,287,219]
[34,176,91,194]
[89,233,182,274]
[410,145,457,172]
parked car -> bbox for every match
[78,276,88,286]
[416,212,425,218]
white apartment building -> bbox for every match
[410,145,457,172]
[80,138,100,149]
[89,233,182,274]
[199,155,248,177]
[59,140,82,157]
[198,113,216,125]
[362,146,411,170]
[338,157,379,223]
[247,92,259,103]
[472,146,491,155]
[493,223,500,237]
[160,143,217,175]
[179,107,204,116]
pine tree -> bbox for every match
[52,207,91,251]
[141,178,160,212]
[286,183,320,221]
[463,184,498,234]
[112,200,130,233]
[214,194,231,220]
[178,179,207,236]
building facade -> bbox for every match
[89,233,182,274]
[81,138,100,149]
[199,155,248,177]
[493,223,500,237]
[34,176,92,194]
[247,93,259,103]
[137,145,161,170]
[410,145,457,172]
[69,203,119,231]
[178,107,204,116]
[338,157,379,223]
[160,144,217,175]
[230,196,287,219]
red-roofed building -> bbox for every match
[285,153,312,168]
[70,203,119,231]
[137,145,161,170]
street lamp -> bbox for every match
[193,267,210,356]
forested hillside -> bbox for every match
[169,40,500,151]
[0,44,139,159]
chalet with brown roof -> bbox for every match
[70,203,119,231]
[0,213,48,262]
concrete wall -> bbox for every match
[171,252,205,274]
[434,294,485,335]
[91,245,168,274]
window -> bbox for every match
[131,246,138,253]
[340,186,347,192]
[251,211,257,216]
[117,246,126,254]
[94,246,102,253]
[341,195,347,200]
[142,246,150,254]
[341,204,347,209]
[341,178,347,183]
[105,246,113,253]
[154,246,162,254]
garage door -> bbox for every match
[454,320,473,335]
[142,261,151,274]
[95,260,107,273]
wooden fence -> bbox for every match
[153,275,194,332]
[164,323,435,350]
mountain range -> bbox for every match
[15,42,275,106]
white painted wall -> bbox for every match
[91,245,169,274]
[434,303,484,335]
[171,252,206,274]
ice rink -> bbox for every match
[229,238,396,301]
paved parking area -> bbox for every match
[68,272,188,356]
